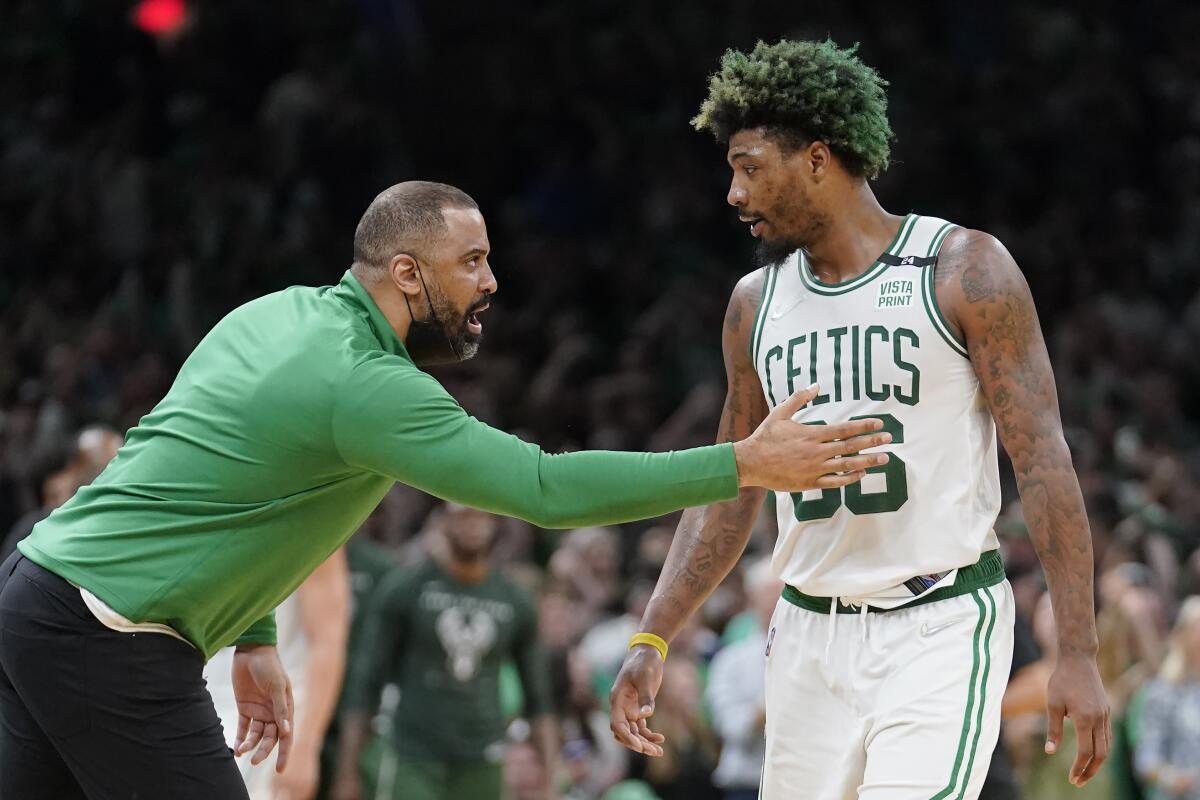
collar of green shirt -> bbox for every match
[333,270,413,362]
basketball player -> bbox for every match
[609,40,1109,799]
[0,181,890,799]
[205,550,351,800]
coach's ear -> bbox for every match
[388,254,423,300]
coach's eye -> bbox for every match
[467,258,478,269]
[743,166,757,176]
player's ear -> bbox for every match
[807,141,831,181]
[388,254,423,298]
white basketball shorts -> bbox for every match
[761,572,1014,799]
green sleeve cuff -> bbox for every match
[233,610,277,647]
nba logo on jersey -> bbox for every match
[875,278,914,309]
[765,626,776,657]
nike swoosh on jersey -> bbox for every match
[770,295,805,320]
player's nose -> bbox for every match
[727,181,747,207]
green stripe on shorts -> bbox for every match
[930,590,989,799]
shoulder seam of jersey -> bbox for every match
[921,224,969,357]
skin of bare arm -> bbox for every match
[608,270,892,755]
[608,270,769,756]
[936,228,1110,786]
[271,549,351,800]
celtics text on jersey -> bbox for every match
[750,214,1001,601]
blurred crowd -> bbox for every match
[3,0,1200,798]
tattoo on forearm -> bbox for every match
[943,232,1098,653]
[652,272,767,624]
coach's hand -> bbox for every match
[233,644,295,774]
[1045,653,1110,786]
[732,383,891,492]
[609,644,666,756]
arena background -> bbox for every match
[2,2,1199,798]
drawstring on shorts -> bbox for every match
[823,596,874,663]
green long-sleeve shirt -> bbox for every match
[20,271,738,659]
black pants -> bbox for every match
[0,552,248,799]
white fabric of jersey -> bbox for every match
[750,214,1001,601]
[204,593,307,798]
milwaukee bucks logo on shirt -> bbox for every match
[435,607,498,681]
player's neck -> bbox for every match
[447,558,489,584]
[802,186,902,285]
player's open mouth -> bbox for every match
[466,303,488,335]
[740,216,765,237]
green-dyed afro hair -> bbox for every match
[692,39,894,179]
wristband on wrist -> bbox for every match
[628,632,669,662]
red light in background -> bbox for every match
[133,0,188,37]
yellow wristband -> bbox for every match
[629,632,669,662]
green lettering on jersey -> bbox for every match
[764,345,783,406]
[785,335,806,396]
[828,327,848,403]
[851,325,861,400]
[864,325,891,401]
[893,328,920,406]
[810,333,830,406]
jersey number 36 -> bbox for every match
[792,413,907,521]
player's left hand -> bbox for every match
[232,644,295,773]
[1045,652,1110,786]
[608,644,667,756]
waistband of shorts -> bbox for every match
[781,550,1004,615]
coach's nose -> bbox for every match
[479,260,498,295]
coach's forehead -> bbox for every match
[435,207,490,255]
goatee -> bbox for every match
[754,237,802,270]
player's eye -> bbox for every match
[743,165,757,176]
[467,258,478,269]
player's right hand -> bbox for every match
[609,644,667,756]
[732,383,892,492]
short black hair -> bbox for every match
[352,181,479,272]
[692,39,893,179]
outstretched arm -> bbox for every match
[609,271,891,755]
[937,228,1109,786]
[333,297,886,530]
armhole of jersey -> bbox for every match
[749,266,778,365]
[921,224,970,359]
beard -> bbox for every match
[750,179,828,270]
[404,282,484,366]
[753,236,804,270]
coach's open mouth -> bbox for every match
[467,303,489,335]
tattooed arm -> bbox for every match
[608,271,891,755]
[937,228,1110,786]
[641,270,771,643]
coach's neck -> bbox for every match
[350,265,413,345]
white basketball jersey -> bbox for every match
[751,214,1000,600]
